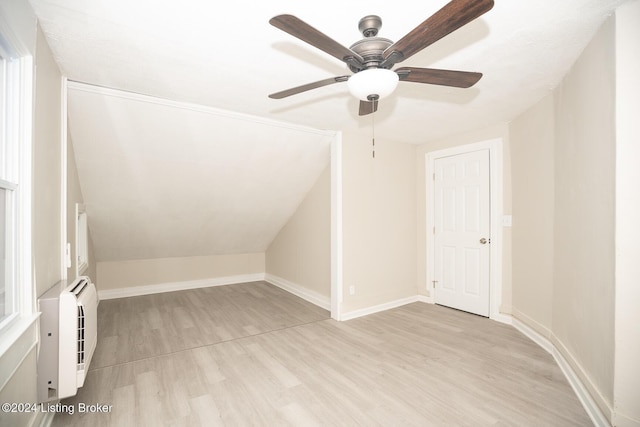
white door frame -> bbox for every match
[426,139,507,322]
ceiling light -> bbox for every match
[347,68,399,101]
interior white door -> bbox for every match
[433,149,490,316]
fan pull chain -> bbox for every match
[371,100,376,158]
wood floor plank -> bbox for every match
[91,281,330,369]
[53,282,592,426]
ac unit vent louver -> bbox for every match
[77,305,85,368]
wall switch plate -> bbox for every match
[502,215,513,227]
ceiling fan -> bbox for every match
[268,0,494,116]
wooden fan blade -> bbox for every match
[359,99,378,116]
[382,0,494,66]
[269,76,349,99]
[270,15,364,68]
[396,67,482,88]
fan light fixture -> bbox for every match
[347,68,399,101]
[268,0,494,115]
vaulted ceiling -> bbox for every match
[28,0,627,262]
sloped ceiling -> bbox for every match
[67,83,333,261]
[29,0,627,262]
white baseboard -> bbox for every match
[97,273,266,300]
[264,274,331,311]
[491,311,513,325]
[512,317,611,427]
[613,412,640,427]
[511,316,553,353]
[340,295,420,321]
[417,294,433,304]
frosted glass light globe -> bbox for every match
[347,68,399,101]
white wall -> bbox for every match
[266,165,331,303]
[614,2,640,425]
[552,15,616,416]
[32,27,62,297]
[510,12,635,423]
[510,94,555,334]
[340,131,417,314]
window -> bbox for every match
[0,27,34,338]
[0,43,17,328]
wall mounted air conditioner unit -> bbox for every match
[37,276,98,402]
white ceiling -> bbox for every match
[30,0,626,143]
[29,0,627,262]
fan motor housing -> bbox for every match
[348,37,394,72]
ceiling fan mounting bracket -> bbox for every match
[358,15,383,38]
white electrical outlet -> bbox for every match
[349,285,355,296]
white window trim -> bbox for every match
[0,179,18,330]
[0,36,38,374]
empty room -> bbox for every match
[0,0,638,426]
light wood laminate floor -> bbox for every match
[53,281,591,426]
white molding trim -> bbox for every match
[18,55,35,316]
[341,295,421,321]
[425,138,504,321]
[265,274,331,311]
[491,312,513,325]
[417,294,434,304]
[512,316,611,427]
[97,273,265,300]
[613,413,640,427]
[0,313,39,390]
[74,203,88,277]
[511,315,554,354]
[66,81,336,138]
[331,133,343,320]
[60,76,68,280]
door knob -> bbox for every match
[480,238,488,244]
